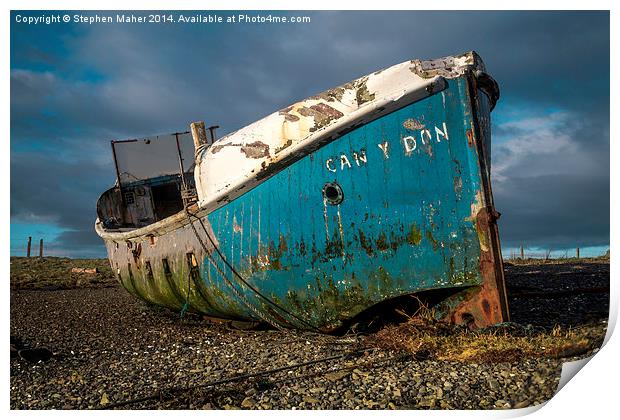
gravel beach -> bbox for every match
[10,260,608,409]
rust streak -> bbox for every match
[466,129,474,147]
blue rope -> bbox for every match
[180,301,190,318]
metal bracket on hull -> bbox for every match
[437,73,509,328]
[435,206,509,328]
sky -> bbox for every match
[10,10,610,258]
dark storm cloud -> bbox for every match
[10,150,114,255]
[47,230,110,258]
[495,172,609,249]
[10,10,609,256]
[51,229,105,249]
[11,11,609,143]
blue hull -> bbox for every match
[197,76,506,330]
[99,66,509,332]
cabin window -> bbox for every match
[151,183,183,220]
[124,191,135,205]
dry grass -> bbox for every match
[365,297,605,363]
[10,257,116,290]
[366,317,604,363]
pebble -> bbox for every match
[10,260,608,409]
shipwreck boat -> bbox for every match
[96,51,509,332]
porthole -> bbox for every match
[322,182,344,205]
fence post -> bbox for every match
[576,247,580,259]
[27,237,31,258]
[39,239,43,258]
[520,246,524,260]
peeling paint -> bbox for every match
[355,78,375,105]
[310,86,346,103]
[298,103,345,132]
[274,139,293,154]
[279,106,300,122]
[406,224,422,245]
[240,141,270,159]
[403,118,425,131]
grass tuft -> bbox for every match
[365,318,605,363]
